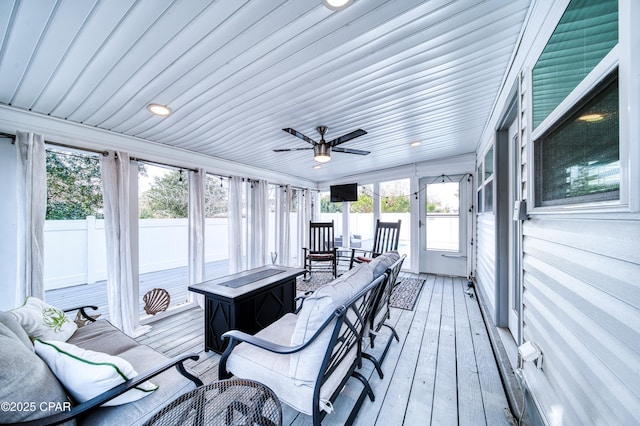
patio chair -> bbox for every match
[349,219,401,268]
[361,253,406,379]
[303,221,337,280]
[218,263,387,426]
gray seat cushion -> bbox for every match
[68,320,140,356]
[0,319,71,424]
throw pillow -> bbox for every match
[10,297,77,341]
[0,323,70,423]
[34,339,158,406]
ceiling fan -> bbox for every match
[274,126,369,163]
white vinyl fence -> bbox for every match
[44,217,229,290]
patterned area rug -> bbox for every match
[389,277,426,310]
[296,272,425,311]
[296,272,336,293]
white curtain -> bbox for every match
[15,131,46,304]
[277,185,292,266]
[296,189,312,268]
[100,152,137,336]
[228,176,244,273]
[189,169,206,306]
[247,179,269,269]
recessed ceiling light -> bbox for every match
[147,104,172,116]
[313,164,322,169]
[578,113,604,122]
[322,0,354,11]
[410,141,422,147]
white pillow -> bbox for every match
[34,340,158,406]
[11,297,77,341]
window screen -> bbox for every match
[534,72,619,207]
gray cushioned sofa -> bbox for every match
[0,309,202,425]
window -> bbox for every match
[426,181,460,251]
[535,72,619,206]
[204,174,229,278]
[477,146,494,214]
[380,179,410,261]
[350,185,373,249]
[138,164,189,313]
[532,0,618,128]
[44,148,106,292]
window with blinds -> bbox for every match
[534,72,619,207]
[532,0,618,129]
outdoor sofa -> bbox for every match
[0,302,202,425]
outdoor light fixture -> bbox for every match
[322,0,354,11]
[147,103,172,116]
[313,144,331,162]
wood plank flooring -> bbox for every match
[133,274,512,425]
[45,260,230,318]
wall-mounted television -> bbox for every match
[330,183,358,202]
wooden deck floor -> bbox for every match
[45,260,230,318]
[132,274,512,426]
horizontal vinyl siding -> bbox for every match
[475,213,496,321]
[521,217,640,425]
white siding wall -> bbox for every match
[521,217,640,425]
[475,213,496,317]
[474,1,640,424]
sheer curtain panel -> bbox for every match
[277,185,292,266]
[15,131,46,304]
[248,180,269,269]
[189,169,205,307]
[297,189,312,268]
[100,152,137,336]
[228,176,244,273]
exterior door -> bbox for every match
[418,176,471,276]
[507,120,522,342]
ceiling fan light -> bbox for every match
[322,0,354,11]
[314,144,331,162]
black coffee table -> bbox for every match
[188,265,305,353]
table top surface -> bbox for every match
[188,265,305,299]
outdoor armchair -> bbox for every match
[218,263,386,426]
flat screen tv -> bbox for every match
[330,183,358,202]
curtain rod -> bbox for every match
[1,131,109,157]
[2,132,315,189]
[130,157,199,173]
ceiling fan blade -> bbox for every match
[273,147,314,152]
[328,129,367,146]
[332,147,370,155]
[282,128,317,146]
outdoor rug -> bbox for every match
[389,276,426,310]
[296,272,426,311]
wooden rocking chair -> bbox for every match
[303,221,337,280]
[349,219,401,269]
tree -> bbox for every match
[320,194,342,213]
[381,195,410,213]
[139,170,188,218]
[46,150,104,220]
[204,175,228,217]
[350,188,372,213]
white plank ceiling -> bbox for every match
[0,0,531,183]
